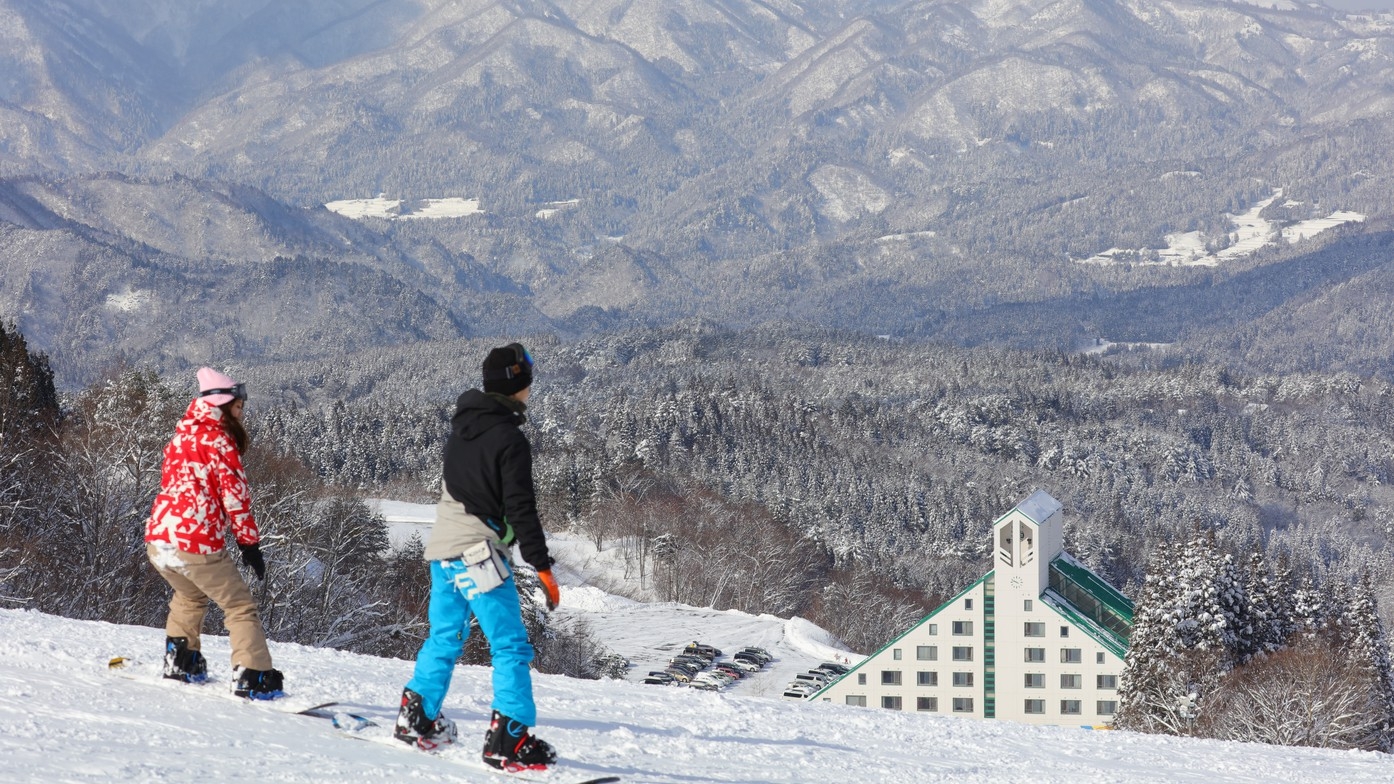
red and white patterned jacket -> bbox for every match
[145,398,258,554]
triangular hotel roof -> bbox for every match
[808,556,1132,699]
[808,573,991,700]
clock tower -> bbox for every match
[993,489,1063,603]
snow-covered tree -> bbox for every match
[1116,534,1251,734]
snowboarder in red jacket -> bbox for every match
[145,367,283,699]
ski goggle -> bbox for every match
[200,383,248,401]
[482,343,534,381]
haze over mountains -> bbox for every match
[2,0,1393,384]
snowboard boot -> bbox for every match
[393,688,458,750]
[482,710,556,773]
[162,636,208,683]
[233,666,285,700]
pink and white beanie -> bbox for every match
[196,367,242,406]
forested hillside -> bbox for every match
[241,323,1394,649]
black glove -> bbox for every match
[237,542,266,580]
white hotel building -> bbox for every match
[811,490,1133,727]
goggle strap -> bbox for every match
[482,364,527,381]
[200,384,247,401]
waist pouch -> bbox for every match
[443,540,511,600]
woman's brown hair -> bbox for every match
[219,402,250,454]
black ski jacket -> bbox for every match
[441,389,553,571]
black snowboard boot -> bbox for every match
[482,710,556,773]
[394,688,458,750]
[162,636,208,683]
[233,666,285,700]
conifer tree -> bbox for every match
[1116,534,1250,735]
[1336,574,1394,750]
[1244,553,1285,655]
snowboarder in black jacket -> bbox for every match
[395,343,561,774]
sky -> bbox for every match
[4,515,1394,783]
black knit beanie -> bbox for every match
[482,343,533,396]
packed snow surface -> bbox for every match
[22,499,1385,782]
[6,608,1394,782]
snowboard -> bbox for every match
[107,655,316,714]
[323,712,619,784]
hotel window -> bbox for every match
[917,697,938,712]
[1060,626,1070,638]
[1061,648,1082,664]
[1024,699,1045,715]
[857,673,866,685]
[1061,700,1082,715]
[952,621,973,636]
[1023,599,1033,611]
[845,695,867,707]
[916,645,938,661]
[952,672,974,687]
[952,698,974,713]
[893,648,902,661]
[1025,648,1045,663]
[1097,700,1118,716]
[882,696,903,710]
[1061,674,1082,689]
[1097,674,1118,690]
[965,598,973,610]
[1097,652,1106,664]
[917,671,938,687]
[952,646,973,662]
[927,624,938,635]
[1024,673,1044,689]
[1024,622,1045,637]
[881,670,902,686]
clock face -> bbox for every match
[1010,576,1023,588]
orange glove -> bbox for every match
[537,569,561,610]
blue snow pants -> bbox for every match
[405,559,536,725]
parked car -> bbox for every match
[644,671,675,683]
[782,686,815,700]
[685,642,722,658]
[740,646,773,660]
[693,672,728,687]
[794,672,830,687]
[732,652,766,666]
[712,664,745,679]
[814,662,849,676]
[642,676,675,685]
[735,649,772,665]
[725,659,760,673]
[665,668,693,683]
[688,679,721,691]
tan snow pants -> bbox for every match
[146,542,273,670]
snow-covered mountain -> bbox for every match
[5,0,1394,380]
